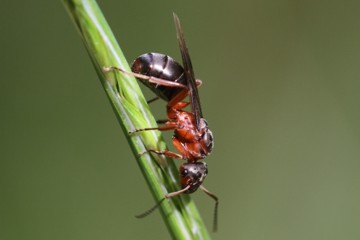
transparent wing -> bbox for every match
[173,13,203,129]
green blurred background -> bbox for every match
[1,0,360,239]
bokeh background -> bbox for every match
[1,0,360,239]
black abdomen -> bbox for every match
[131,53,186,102]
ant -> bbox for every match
[104,13,218,232]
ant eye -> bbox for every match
[181,169,188,176]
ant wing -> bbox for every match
[173,13,203,130]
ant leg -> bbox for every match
[129,123,183,159]
[129,123,177,134]
[168,88,189,108]
[103,66,187,89]
[166,79,201,108]
[141,149,184,160]
[156,119,168,124]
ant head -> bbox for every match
[180,162,208,194]
[198,118,214,155]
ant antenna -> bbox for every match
[135,185,191,219]
[135,185,219,232]
[147,96,160,104]
[135,198,166,218]
[200,185,219,232]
